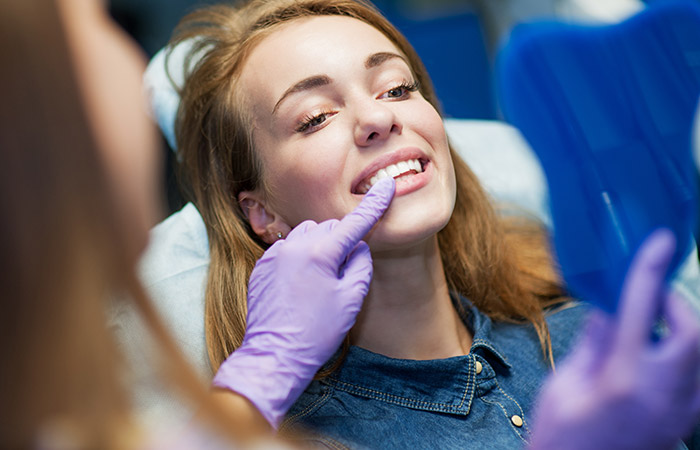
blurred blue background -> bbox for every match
[110,0,497,120]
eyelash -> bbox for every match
[383,80,420,99]
[294,80,421,133]
[296,109,336,133]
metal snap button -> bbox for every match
[511,415,523,427]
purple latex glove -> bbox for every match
[529,229,700,450]
[213,178,395,428]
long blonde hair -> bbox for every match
[0,1,237,447]
[171,0,567,370]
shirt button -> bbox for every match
[475,361,483,375]
[511,415,524,427]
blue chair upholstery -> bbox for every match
[372,1,496,119]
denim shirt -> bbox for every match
[281,296,589,449]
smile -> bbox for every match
[354,158,426,195]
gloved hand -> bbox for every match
[529,229,700,450]
[213,178,395,428]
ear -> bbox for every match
[238,190,292,244]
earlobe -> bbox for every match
[238,191,291,244]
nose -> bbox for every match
[353,100,402,147]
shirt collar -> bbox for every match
[325,295,511,415]
[455,296,511,370]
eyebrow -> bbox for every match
[272,75,332,114]
[365,51,405,69]
[271,52,408,114]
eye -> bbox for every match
[380,80,420,100]
[296,110,335,133]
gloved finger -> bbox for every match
[316,218,341,234]
[659,293,700,379]
[693,388,700,421]
[328,177,395,263]
[692,367,700,418]
[286,219,318,240]
[658,303,700,442]
[617,228,676,353]
[563,311,613,376]
[337,241,373,308]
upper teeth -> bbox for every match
[359,158,423,194]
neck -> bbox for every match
[350,236,472,360]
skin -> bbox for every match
[239,16,472,359]
[56,0,270,439]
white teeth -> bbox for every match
[358,158,424,194]
[369,169,390,186]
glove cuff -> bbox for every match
[212,343,317,428]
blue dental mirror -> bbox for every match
[497,1,700,313]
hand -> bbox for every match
[213,178,395,428]
[529,229,700,450]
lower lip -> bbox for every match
[391,161,432,197]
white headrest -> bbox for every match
[143,39,201,150]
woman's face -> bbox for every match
[239,16,456,251]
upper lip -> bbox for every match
[351,147,428,194]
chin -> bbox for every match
[366,196,453,253]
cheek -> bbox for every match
[406,99,455,184]
[260,135,353,225]
[410,100,448,147]
[274,167,344,222]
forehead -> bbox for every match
[239,15,404,109]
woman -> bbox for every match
[168,0,700,447]
[0,0,165,446]
[0,0,383,446]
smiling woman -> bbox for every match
[170,0,578,447]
